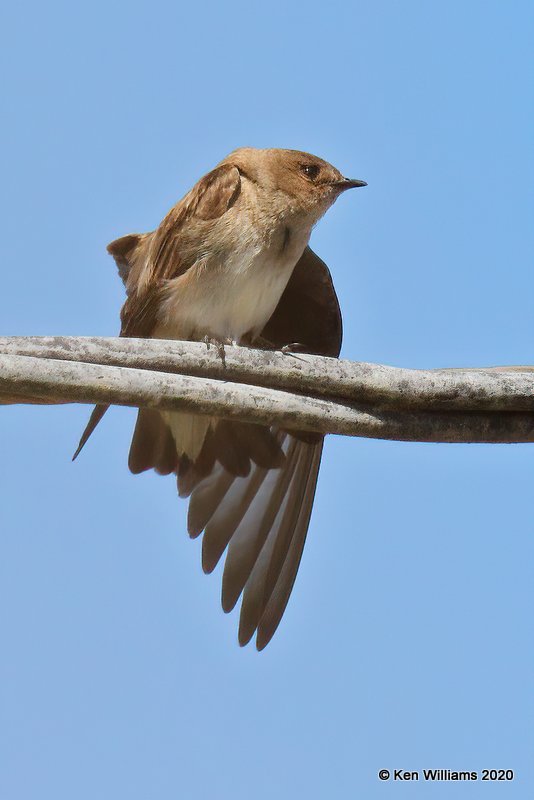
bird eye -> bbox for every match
[301,164,320,181]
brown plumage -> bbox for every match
[74,147,366,649]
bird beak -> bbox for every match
[334,177,368,191]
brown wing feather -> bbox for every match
[220,434,301,611]
[119,163,241,339]
[255,442,322,649]
[239,439,322,649]
[164,246,341,648]
[73,163,241,458]
[262,246,342,358]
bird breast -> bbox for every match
[156,221,312,342]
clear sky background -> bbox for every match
[1,1,533,798]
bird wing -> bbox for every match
[72,163,242,458]
[117,162,242,338]
[186,430,324,649]
[127,246,342,649]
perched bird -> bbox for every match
[74,147,366,649]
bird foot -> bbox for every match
[280,342,306,354]
[279,342,308,361]
[203,335,236,367]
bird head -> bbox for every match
[220,147,366,222]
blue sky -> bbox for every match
[1,1,533,798]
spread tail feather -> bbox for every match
[72,404,110,460]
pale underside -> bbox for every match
[154,217,314,460]
[154,217,313,343]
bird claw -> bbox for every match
[279,342,308,361]
[280,342,306,354]
[203,335,234,367]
